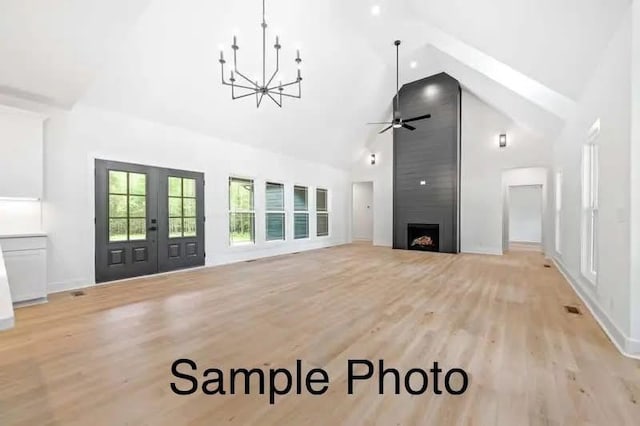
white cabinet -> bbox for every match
[0,235,47,303]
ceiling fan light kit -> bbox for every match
[219,0,302,108]
[367,40,432,134]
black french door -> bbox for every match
[95,159,205,283]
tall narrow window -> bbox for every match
[581,121,599,284]
[229,177,255,244]
[108,170,147,242]
[294,185,309,239]
[168,176,197,238]
[555,171,562,254]
[266,182,285,241]
[316,188,329,237]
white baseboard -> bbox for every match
[461,248,503,256]
[553,257,640,360]
[48,279,93,295]
[0,316,14,331]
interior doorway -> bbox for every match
[508,184,543,251]
[95,159,205,283]
[352,182,374,242]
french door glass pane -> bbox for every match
[129,219,147,240]
[129,195,146,217]
[317,213,329,236]
[183,218,197,237]
[168,177,182,197]
[183,178,196,198]
[294,213,309,239]
[109,195,127,218]
[169,197,183,217]
[183,198,197,217]
[129,173,146,195]
[109,219,128,241]
[266,213,285,241]
[169,218,183,238]
[230,212,255,243]
[109,171,127,194]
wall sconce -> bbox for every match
[370,154,376,165]
[499,134,507,148]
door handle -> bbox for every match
[149,226,158,231]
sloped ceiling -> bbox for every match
[0,0,632,168]
[0,0,152,107]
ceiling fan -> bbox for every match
[368,40,431,134]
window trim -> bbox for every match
[228,176,256,246]
[316,187,329,238]
[293,185,309,240]
[265,181,286,242]
[581,120,600,285]
[554,171,562,255]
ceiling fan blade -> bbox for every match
[403,114,432,124]
[379,125,393,134]
[367,122,393,125]
[402,123,416,131]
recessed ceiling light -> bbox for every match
[410,61,418,69]
[371,5,381,16]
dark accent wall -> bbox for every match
[393,73,461,253]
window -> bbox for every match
[294,185,309,239]
[581,121,599,284]
[555,171,562,254]
[266,182,285,241]
[108,170,147,242]
[229,177,255,244]
[168,176,197,238]
[316,188,329,237]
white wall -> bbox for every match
[0,105,45,198]
[41,104,351,293]
[352,182,374,241]
[508,185,542,243]
[630,0,640,355]
[552,11,635,355]
[0,200,42,235]
[461,91,552,255]
[351,130,393,247]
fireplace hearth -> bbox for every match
[408,224,440,252]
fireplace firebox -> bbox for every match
[407,224,440,252]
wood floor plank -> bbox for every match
[0,244,639,425]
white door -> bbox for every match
[352,182,374,241]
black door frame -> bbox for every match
[95,159,205,283]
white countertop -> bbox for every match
[0,242,15,330]
[0,232,46,239]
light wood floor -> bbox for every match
[1,245,639,425]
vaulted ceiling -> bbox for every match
[0,0,631,168]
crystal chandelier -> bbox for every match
[219,0,302,108]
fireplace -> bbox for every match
[407,224,440,252]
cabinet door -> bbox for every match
[4,249,47,302]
